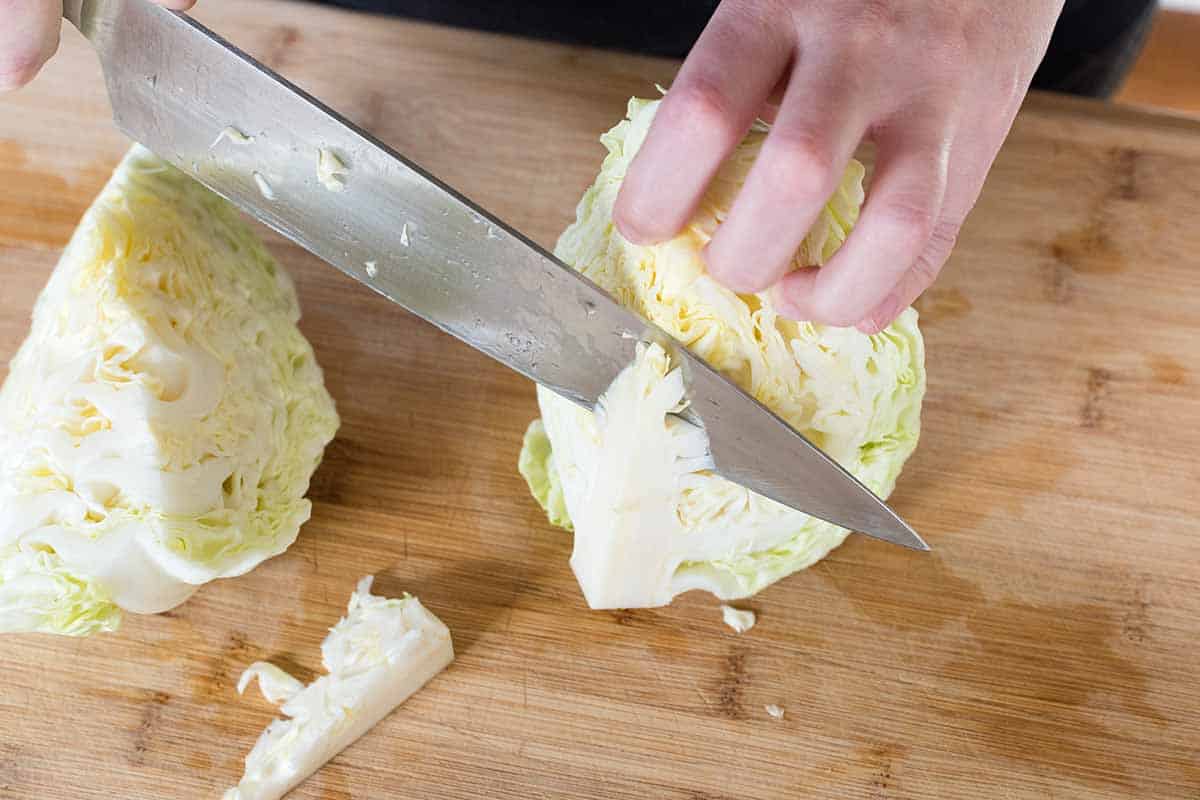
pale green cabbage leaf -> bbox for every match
[0,145,339,635]
[518,420,572,531]
[520,97,926,608]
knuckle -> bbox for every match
[665,78,742,150]
[724,0,790,41]
[842,24,888,63]
[927,218,962,257]
[853,0,903,31]
[909,252,942,287]
[960,5,1004,52]
[881,200,938,252]
[907,218,961,285]
[923,41,967,78]
[841,1,902,53]
[811,285,867,328]
[928,4,974,52]
[925,7,1009,81]
[763,133,837,205]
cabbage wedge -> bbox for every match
[520,98,925,608]
[0,146,339,635]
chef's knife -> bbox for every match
[62,0,928,551]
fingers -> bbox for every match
[757,71,790,124]
[0,0,60,92]
[773,113,952,326]
[611,1,1059,330]
[853,113,1010,333]
[0,0,194,94]
[613,0,793,245]
[704,60,871,294]
[854,216,959,334]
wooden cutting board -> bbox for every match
[1,2,1197,798]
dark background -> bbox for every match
[308,0,1158,97]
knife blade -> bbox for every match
[62,0,927,551]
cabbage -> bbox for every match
[520,97,925,608]
[225,576,454,800]
[721,605,756,634]
[0,145,339,635]
[0,549,121,635]
[518,420,572,530]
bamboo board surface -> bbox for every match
[0,2,1198,797]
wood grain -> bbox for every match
[1,2,1199,798]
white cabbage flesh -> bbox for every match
[0,145,339,635]
[238,663,305,706]
[224,577,454,800]
[315,148,347,192]
[520,97,925,608]
[721,605,756,634]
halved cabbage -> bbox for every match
[520,97,925,608]
[0,146,339,635]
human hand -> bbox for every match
[613,0,1064,332]
[1,0,196,92]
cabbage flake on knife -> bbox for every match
[520,97,926,608]
[0,145,339,635]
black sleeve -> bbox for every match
[310,0,716,58]
[1032,0,1157,98]
[310,0,1156,99]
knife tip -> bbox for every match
[899,524,931,552]
[864,512,930,552]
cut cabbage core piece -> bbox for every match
[224,576,454,800]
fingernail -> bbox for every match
[855,320,882,335]
[765,285,798,320]
[613,190,667,246]
[614,215,655,246]
[858,294,900,334]
[703,242,772,295]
